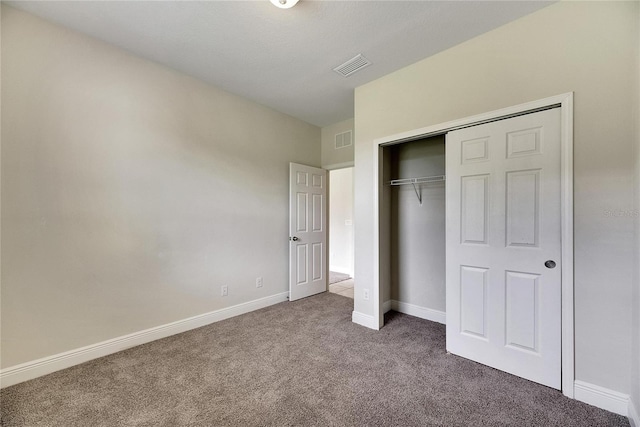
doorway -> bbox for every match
[328,167,355,299]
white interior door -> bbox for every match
[446,108,562,389]
[289,163,327,301]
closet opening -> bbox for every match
[371,93,574,395]
[381,135,447,322]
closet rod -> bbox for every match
[388,175,446,186]
[388,175,445,205]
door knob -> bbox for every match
[545,260,556,269]
[290,236,299,241]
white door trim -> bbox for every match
[370,92,574,398]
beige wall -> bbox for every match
[0,5,3,367]
[353,1,639,395]
[633,1,640,418]
[321,118,354,169]
[0,6,320,368]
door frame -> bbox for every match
[371,93,574,397]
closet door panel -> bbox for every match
[460,175,489,245]
[459,265,488,339]
[506,170,540,248]
[446,108,561,390]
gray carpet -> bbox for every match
[0,293,629,427]
[329,271,351,285]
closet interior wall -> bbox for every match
[386,135,446,315]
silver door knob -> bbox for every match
[545,260,556,269]
[290,236,299,241]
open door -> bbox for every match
[289,163,327,301]
[446,108,562,389]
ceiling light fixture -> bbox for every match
[269,0,299,9]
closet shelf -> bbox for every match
[388,175,445,205]
[388,175,445,186]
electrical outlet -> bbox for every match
[256,277,263,288]
[221,285,228,297]
[363,288,370,300]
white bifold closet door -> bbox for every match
[445,108,562,389]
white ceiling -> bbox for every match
[5,1,552,127]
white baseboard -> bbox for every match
[329,266,353,276]
[629,397,640,427]
[351,310,378,330]
[388,300,446,325]
[574,380,629,416]
[0,292,289,389]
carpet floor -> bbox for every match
[329,271,351,285]
[0,293,629,427]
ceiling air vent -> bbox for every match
[333,54,371,77]
[335,130,353,149]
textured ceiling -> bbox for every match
[5,1,553,127]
